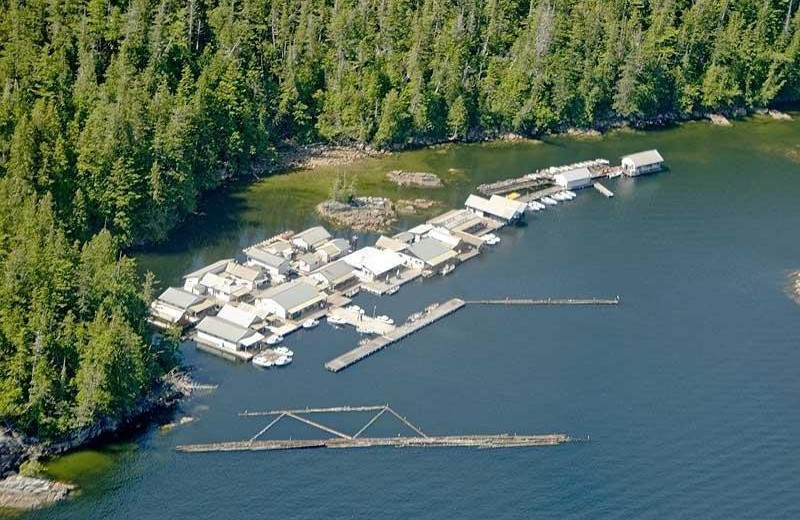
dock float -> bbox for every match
[593,182,614,197]
[465,296,620,305]
[324,298,466,372]
[176,405,571,453]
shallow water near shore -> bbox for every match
[21,115,800,519]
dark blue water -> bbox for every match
[25,118,800,519]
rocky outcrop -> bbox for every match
[386,170,442,188]
[396,198,443,214]
[708,113,732,126]
[316,197,397,232]
[0,475,75,510]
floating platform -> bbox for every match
[593,182,614,197]
[324,298,466,372]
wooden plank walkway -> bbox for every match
[324,298,466,372]
[466,297,620,305]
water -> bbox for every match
[23,117,800,519]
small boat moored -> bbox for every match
[541,196,558,205]
[302,318,319,329]
[266,334,284,345]
[327,315,347,326]
[440,264,455,276]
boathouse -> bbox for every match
[464,194,526,224]
[195,316,265,352]
[256,280,326,320]
[149,287,212,328]
[554,167,592,189]
[342,247,405,282]
[310,260,357,291]
[621,149,664,176]
[243,247,290,277]
[216,304,267,330]
[405,237,458,270]
[292,226,332,251]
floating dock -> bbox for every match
[593,182,614,197]
[466,296,620,306]
[176,405,571,453]
[324,298,466,372]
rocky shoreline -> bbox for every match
[0,369,199,509]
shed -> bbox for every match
[292,226,332,251]
[195,316,264,352]
[621,149,664,176]
[553,167,592,189]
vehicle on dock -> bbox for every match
[327,315,347,326]
[266,334,284,345]
[302,318,319,329]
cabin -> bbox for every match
[194,262,264,303]
[216,304,267,330]
[149,287,213,328]
[315,238,351,263]
[464,194,526,224]
[262,239,295,259]
[296,252,324,273]
[405,237,458,270]
[342,247,405,282]
[182,258,233,293]
[195,316,264,352]
[310,260,357,291]
[243,247,290,278]
[621,149,664,176]
[292,226,332,251]
[554,167,592,189]
[256,280,326,320]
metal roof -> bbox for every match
[343,247,404,276]
[465,194,525,220]
[196,316,260,343]
[407,237,455,263]
[244,247,288,268]
[183,258,233,279]
[554,167,592,182]
[375,235,409,252]
[217,304,260,328]
[259,281,323,311]
[158,287,204,309]
[313,260,355,282]
[293,226,331,247]
[225,262,262,282]
[621,149,664,166]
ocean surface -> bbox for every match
[22,117,800,519]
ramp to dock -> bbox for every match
[324,298,466,372]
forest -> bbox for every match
[1,0,799,438]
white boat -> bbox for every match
[376,315,394,325]
[266,334,283,345]
[440,264,455,276]
[541,196,557,205]
[327,315,347,326]
[356,326,375,335]
[565,190,577,198]
[302,318,319,329]
[483,233,500,245]
[526,202,541,212]
[346,305,364,314]
[274,355,292,367]
[386,285,400,295]
[530,201,546,210]
[275,346,294,356]
[552,192,566,201]
[252,354,275,368]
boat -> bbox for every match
[356,326,375,335]
[346,305,364,314]
[252,354,275,368]
[529,201,546,210]
[407,311,424,322]
[552,192,566,201]
[274,355,292,367]
[483,233,500,245]
[327,315,347,326]
[302,318,319,329]
[376,315,394,325]
[440,264,455,276]
[565,190,577,198]
[275,346,294,356]
[386,285,400,295]
[541,196,557,205]
[526,202,541,212]
[266,334,283,345]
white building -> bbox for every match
[149,287,212,328]
[310,260,357,291]
[292,226,332,251]
[217,304,266,330]
[243,246,290,277]
[296,252,324,273]
[194,262,264,303]
[621,149,664,176]
[256,280,326,320]
[465,194,527,223]
[342,247,406,282]
[553,167,592,189]
[195,316,264,352]
[182,258,233,293]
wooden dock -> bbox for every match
[593,182,614,197]
[324,298,466,372]
[176,405,571,453]
[466,296,620,305]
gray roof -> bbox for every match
[196,316,253,343]
[326,238,350,252]
[313,260,355,282]
[158,287,204,309]
[298,252,321,264]
[183,258,233,279]
[260,281,322,310]
[407,237,454,263]
[556,167,592,182]
[622,149,663,166]
[245,247,287,268]
[293,226,331,246]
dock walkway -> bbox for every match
[465,297,620,306]
[325,298,466,372]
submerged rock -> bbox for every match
[386,170,443,188]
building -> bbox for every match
[465,194,526,223]
[621,149,664,176]
[256,280,326,320]
[376,235,410,253]
[310,260,357,291]
[216,304,267,330]
[295,252,323,273]
[263,239,295,259]
[193,262,264,303]
[182,258,233,293]
[427,228,460,249]
[243,246,290,278]
[149,287,213,328]
[554,167,592,189]
[224,262,266,287]
[195,316,264,352]
[292,226,332,251]
[315,238,351,263]
[342,247,406,282]
[405,237,459,270]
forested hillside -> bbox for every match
[1,0,799,438]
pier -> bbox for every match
[593,182,614,197]
[324,298,466,372]
[176,405,571,453]
[466,296,620,306]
